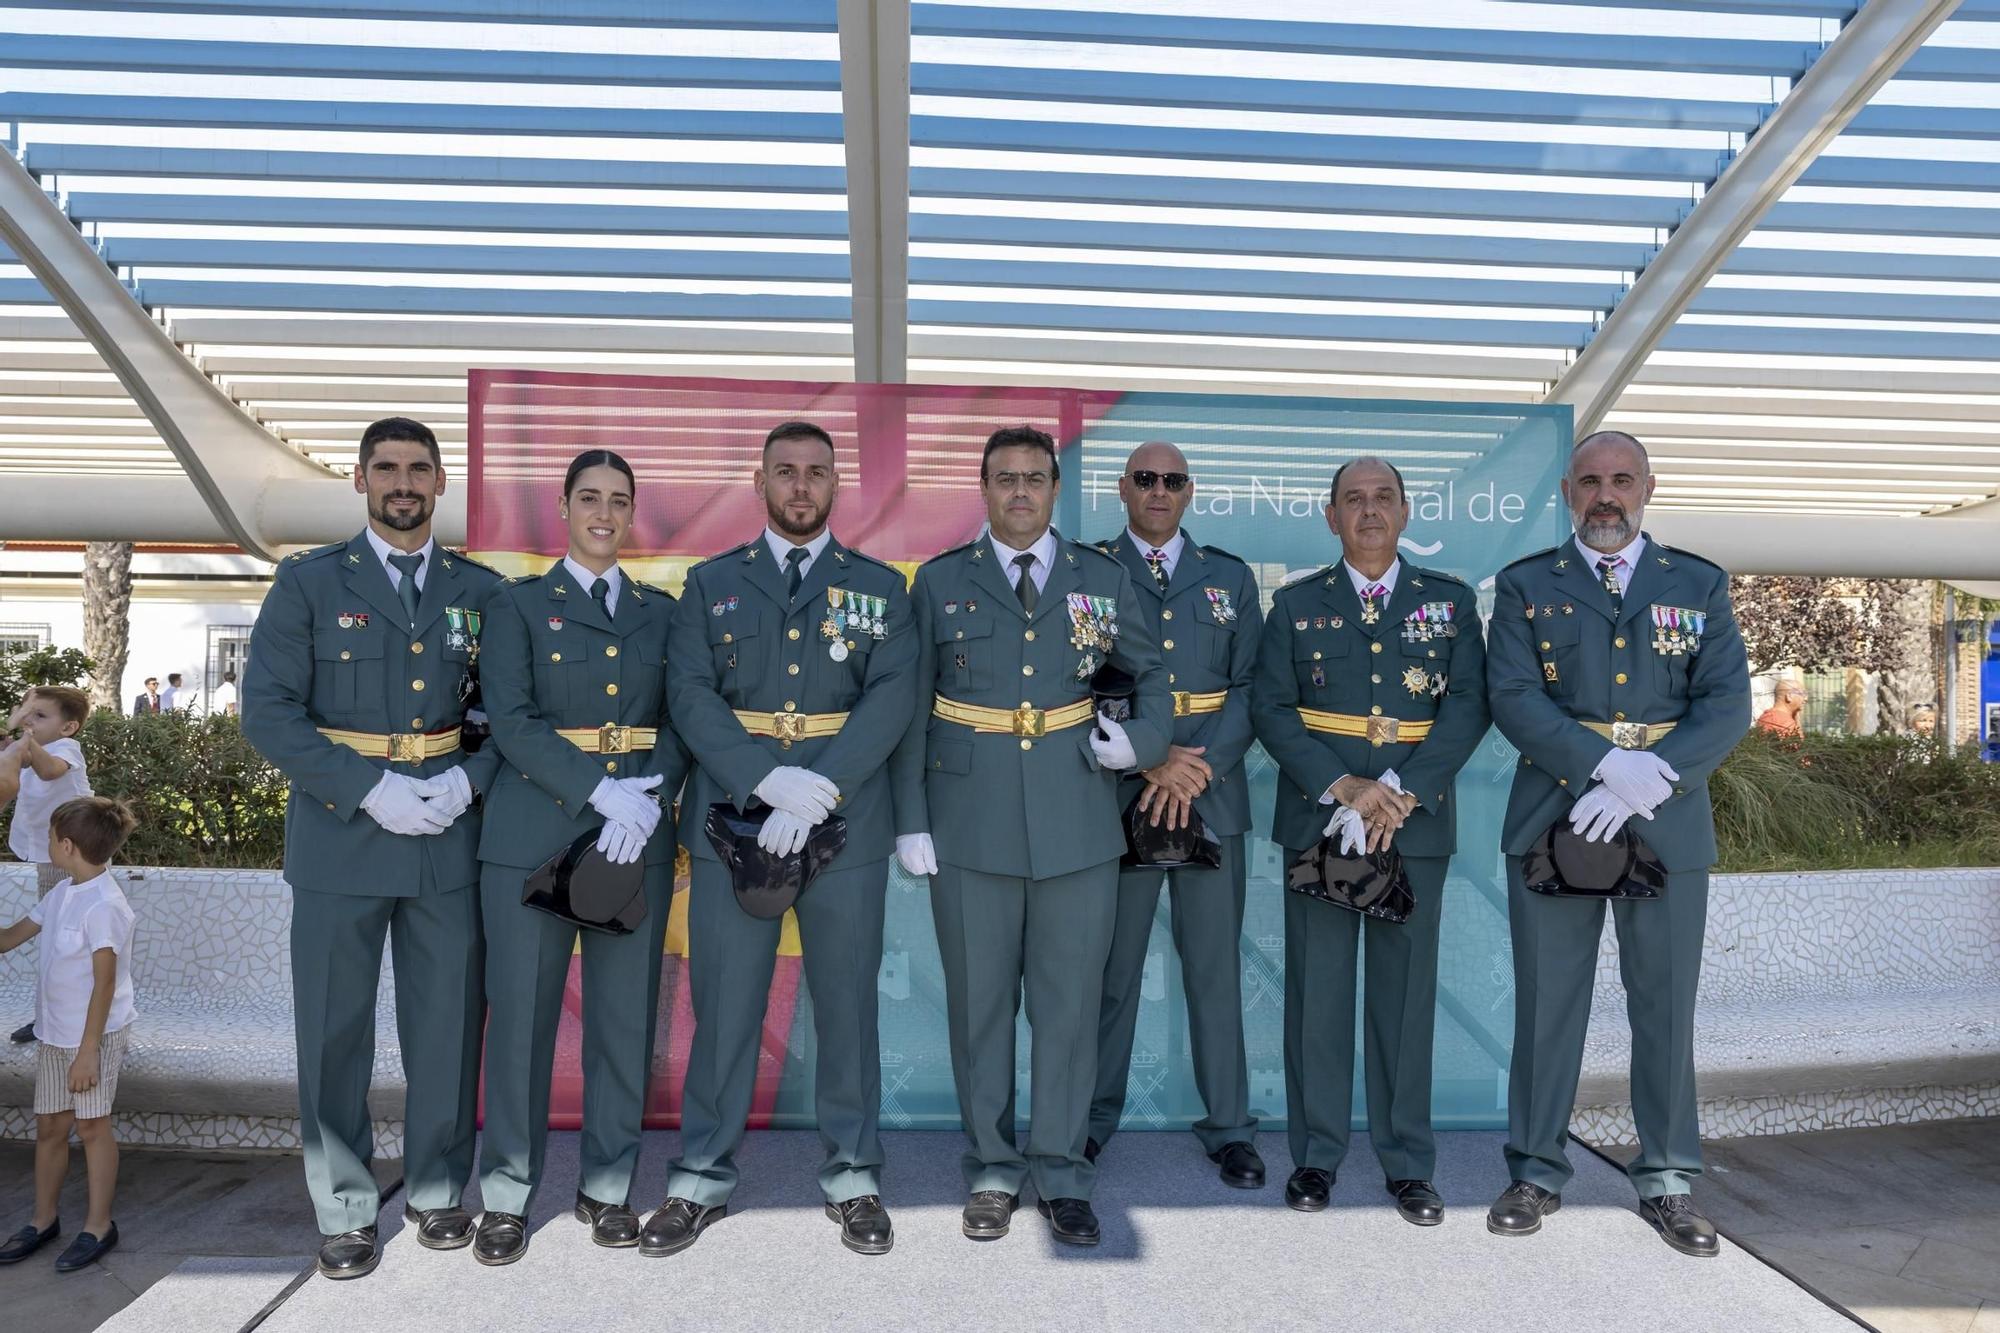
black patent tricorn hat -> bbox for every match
[1285,838,1414,924]
[1522,818,1666,899]
[521,829,648,935]
[1120,792,1223,870]
[703,805,848,920]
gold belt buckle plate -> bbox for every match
[1011,705,1046,738]
[599,723,632,754]
[1366,716,1401,747]
[387,733,425,764]
[772,713,806,743]
[1172,690,1193,717]
[1611,721,1650,750]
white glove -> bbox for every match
[589,774,663,839]
[1378,768,1404,795]
[1089,711,1138,770]
[1323,803,1366,853]
[595,818,646,865]
[1568,784,1643,843]
[1592,748,1679,816]
[360,771,450,837]
[753,767,838,823]
[419,765,474,825]
[757,809,813,856]
[896,832,938,877]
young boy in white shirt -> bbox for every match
[0,796,139,1273]
[1,686,94,1045]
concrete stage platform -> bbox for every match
[96,1130,1850,1333]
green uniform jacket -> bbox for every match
[242,532,503,897]
[1093,532,1262,837]
[476,563,690,869]
[667,535,917,865]
[1251,561,1490,854]
[1488,537,1750,873]
[890,532,1173,879]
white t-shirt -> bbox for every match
[8,736,91,864]
[27,870,138,1048]
[211,680,238,715]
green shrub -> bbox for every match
[2,711,286,869]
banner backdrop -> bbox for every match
[469,371,1572,1132]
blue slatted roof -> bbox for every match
[0,0,1997,515]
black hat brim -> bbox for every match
[704,805,849,919]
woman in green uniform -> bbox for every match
[469,449,688,1265]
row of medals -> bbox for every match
[821,589,887,662]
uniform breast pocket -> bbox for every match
[938,614,993,692]
[1535,618,1581,699]
[1197,616,1234,673]
[1293,629,1348,696]
[1654,645,1694,699]
[708,613,760,689]
[313,628,384,714]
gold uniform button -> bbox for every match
[788,628,800,641]
[1428,649,1437,658]
[1025,630,1036,642]
[1022,665,1035,677]
[1163,639,1175,651]
[1615,672,1628,685]
[1614,636,1626,649]
[1614,711,1627,721]
[1558,778,1568,787]
[1540,641,1551,650]
[723,633,733,644]
[1019,738,1033,751]
[550,652,561,662]
[604,760,617,773]
[411,679,425,691]
[325,802,336,810]
[606,683,619,696]
[784,701,797,712]
[1371,674,1381,684]
[1370,642,1382,654]
[1370,705,1383,716]
[606,645,618,657]
[412,717,423,728]
[955,630,965,639]
[339,650,351,661]
[1311,651,1322,661]
[787,663,800,676]
[1162,610,1174,621]
[410,642,423,654]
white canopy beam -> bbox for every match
[839,0,911,383]
[1545,0,1964,437]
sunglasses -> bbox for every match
[1127,470,1190,492]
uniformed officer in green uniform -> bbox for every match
[891,425,1172,1247]
[1485,431,1748,1257]
[242,417,502,1280]
[645,421,916,1258]
[470,449,690,1266]
[1251,456,1489,1225]
[1087,440,1266,1188]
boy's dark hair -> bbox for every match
[763,420,835,457]
[167,673,183,686]
[980,425,1061,482]
[29,685,90,729]
[223,670,237,683]
[50,796,137,866]
[357,417,442,471]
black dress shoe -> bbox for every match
[1639,1194,1720,1258]
[54,1223,117,1273]
[1387,1179,1445,1226]
[1210,1141,1267,1189]
[0,1220,59,1264]
[1487,1181,1561,1236]
[639,1198,724,1258]
[1285,1167,1332,1212]
[961,1191,1017,1240]
[575,1193,641,1248]
[1084,1137,1101,1164]
[1037,1197,1100,1246]
[825,1194,893,1256]
[473,1212,527,1266]
[8,1020,33,1044]
[316,1226,379,1279]
[404,1203,474,1250]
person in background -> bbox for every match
[1754,681,1805,738]
[1911,705,1937,739]
[159,674,183,712]
[130,678,161,716]
[2,685,95,1044]
[0,796,141,1273]
[211,671,240,718]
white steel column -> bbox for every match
[839,0,912,383]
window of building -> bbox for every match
[0,624,51,657]
[205,624,252,713]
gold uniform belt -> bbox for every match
[933,695,1096,738]
[732,709,850,747]
[317,727,462,763]
[1582,719,1678,750]
[555,725,660,754]
[1295,708,1433,747]
[1171,689,1229,717]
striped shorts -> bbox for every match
[34,1028,129,1118]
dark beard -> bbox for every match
[371,494,430,532]
[768,498,828,539]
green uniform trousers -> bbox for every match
[1090,832,1256,1152]
[931,861,1119,1202]
[1504,857,1707,1200]
[1284,853,1446,1182]
[476,860,673,1216]
[290,867,482,1236]
[668,858,888,1207]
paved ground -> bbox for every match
[1597,1118,2000,1333]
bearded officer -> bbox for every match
[891,425,1170,1247]
[242,417,502,1278]
[1485,431,1748,1257]
[1250,456,1488,1224]
[644,420,916,1258]
[1087,440,1265,1188]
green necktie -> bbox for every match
[785,547,807,600]
[591,576,611,620]
[1013,553,1038,615]
[387,552,423,626]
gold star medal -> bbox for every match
[1403,666,1430,697]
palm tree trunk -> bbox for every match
[82,540,134,713]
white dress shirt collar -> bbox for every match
[988,527,1058,594]
[364,528,435,592]
[1574,531,1647,595]
[1126,527,1186,582]
[764,526,833,582]
[1343,556,1401,602]
[562,555,623,615]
